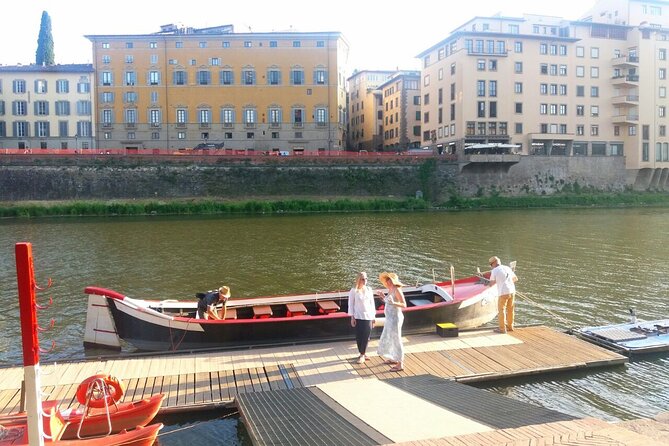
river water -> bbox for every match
[1,208,668,444]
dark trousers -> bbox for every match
[355,319,373,355]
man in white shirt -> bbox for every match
[488,256,518,333]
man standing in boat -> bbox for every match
[487,256,518,333]
[197,286,231,320]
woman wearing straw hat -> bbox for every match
[376,272,407,372]
[196,286,231,320]
[348,272,376,364]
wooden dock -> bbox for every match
[0,326,625,417]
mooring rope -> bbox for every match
[515,290,577,331]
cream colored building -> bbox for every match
[377,71,422,151]
[86,25,349,153]
[347,70,394,151]
[0,64,95,150]
[417,0,669,188]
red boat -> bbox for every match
[83,270,501,352]
[0,394,164,440]
[0,417,162,446]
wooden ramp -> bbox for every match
[0,326,625,417]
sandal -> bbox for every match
[384,359,399,365]
[390,365,404,372]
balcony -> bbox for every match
[612,55,639,67]
[612,114,639,124]
[466,49,509,57]
[612,95,639,105]
[612,74,639,86]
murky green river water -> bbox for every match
[1,208,668,444]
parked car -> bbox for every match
[194,142,224,150]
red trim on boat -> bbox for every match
[85,286,127,301]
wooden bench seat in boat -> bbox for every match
[253,305,273,319]
[223,307,237,320]
[316,300,340,314]
[286,302,308,317]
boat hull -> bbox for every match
[0,422,163,446]
[87,277,499,352]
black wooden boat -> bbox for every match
[83,274,499,352]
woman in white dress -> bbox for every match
[376,272,407,372]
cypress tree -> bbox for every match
[36,11,55,66]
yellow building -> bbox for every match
[347,70,394,151]
[417,0,669,188]
[86,25,349,153]
[377,71,421,151]
[0,64,95,150]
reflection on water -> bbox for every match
[1,208,669,437]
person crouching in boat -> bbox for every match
[376,272,407,372]
[196,286,231,320]
[348,271,376,364]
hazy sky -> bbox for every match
[1,0,596,72]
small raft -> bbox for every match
[576,318,669,355]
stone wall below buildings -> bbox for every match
[0,156,628,202]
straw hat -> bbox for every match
[218,286,231,298]
[489,256,500,265]
[379,272,405,287]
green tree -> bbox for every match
[36,11,55,66]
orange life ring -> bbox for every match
[76,374,124,408]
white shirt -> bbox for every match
[347,286,376,320]
[490,264,517,296]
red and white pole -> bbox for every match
[15,242,45,446]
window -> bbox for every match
[478,101,486,117]
[35,121,49,137]
[489,60,497,71]
[56,79,69,93]
[315,108,327,125]
[78,81,90,93]
[220,70,233,85]
[576,46,584,57]
[540,43,548,54]
[268,69,281,85]
[660,106,666,117]
[591,125,599,136]
[540,103,548,115]
[660,48,667,60]
[515,102,523,113]
[477,80,485,96]
[576,66,585,77]
[514,82,523,93]
[197,70,211,85]
[591,67,599,78]
[515,62,523,73]
[125,108,137,124]
[591,47,599,58]
[314,69,327,85]
[125,55,134,63]
[477,59,486,71]
[515,123,523,133]
[32,101,49,117]
[540,84,548,95]
[149,71,160,85]
[591,86,599,97]
[172,71,188,85]
[576,85,585,96]
[125,71,136,86]
[176,109,187,125]
[489,101,497,118]
[222,108,235,126]
[292,108,304,126]
[540,64,548,75]
[102,109,113,125]
[489,80,497,97]
[199,109,211,125]
[55,101,70,115]
[269,108,281,126]
[660,68,667,80]
[559,84,567,95]
[13,80,26,93]
[514,41,522,52]
[149,109,161,125]
[577,105,585,116]
[576,125,584,135]
[102,55,111,64]
[292,40,301,47]
[13,100,27,115]
[291,69,304,85]
[591,105,599,117]
[124,91,137,103]
[35,79,47,93]
[243,69,256,85]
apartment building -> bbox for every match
[86,25,349,153]
[347,70,394,151]
[417,0,669,188]
[377,71,422,151]
[0,64,95,150]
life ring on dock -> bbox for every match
[76,374,124,408]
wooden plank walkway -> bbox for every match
[0,326,625,416]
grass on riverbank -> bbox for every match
[1,191,668,218]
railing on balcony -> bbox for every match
[612,95,639,103]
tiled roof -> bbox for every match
[0,64,93,73]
